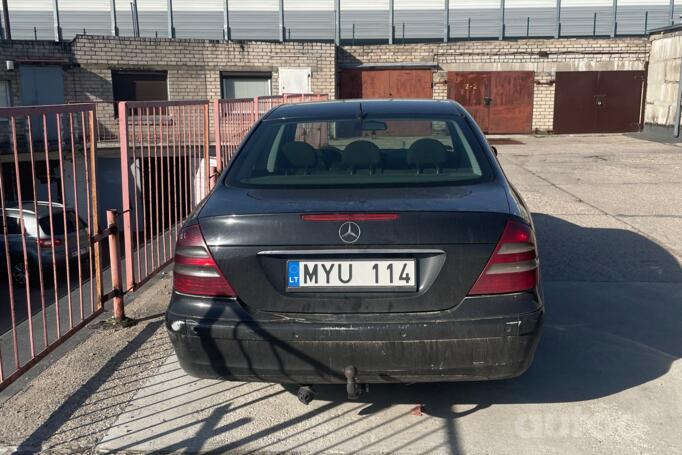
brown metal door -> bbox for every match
[554,71,645,134]
[339,69,363,99]
[488,71,534,134]
[388,69,433,98]
[339,69,432,99]
[595,71,645,133]
[361,70,391,98]
[448,71,534,134]
[447,72,491,132]
[554,72,600,134]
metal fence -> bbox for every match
[214,94,328,171]
[117,100,210,294]
[0,93,321,390]
[0,103,108,390]
[1,2,678,43]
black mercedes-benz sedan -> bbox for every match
[166,99,543,399]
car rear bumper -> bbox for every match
[166,292,543,384]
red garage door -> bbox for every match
[338,69,433,99]
[447,71,534,134]
[553,71,645,134]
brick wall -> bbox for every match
[67,36,336,140]
[0,40,73,145]
[339,37,649,132]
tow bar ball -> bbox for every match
[345,365,362,400]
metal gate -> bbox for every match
[447,71,534,134]
[117,100,211,293]
[0,103,106,391]
[553,71,645,134]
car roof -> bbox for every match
[263,99,467,122]
[3,201,66,217]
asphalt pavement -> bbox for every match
[0,133,680,454]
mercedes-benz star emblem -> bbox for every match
[338,221,361,244]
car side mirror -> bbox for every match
[490,146,498,157]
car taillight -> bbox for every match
[173,224,236,297]
[38,238,62,248]
[468,220,538,295]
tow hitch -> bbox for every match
[344,365,368,400]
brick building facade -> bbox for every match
[1,34,651,137]
[338,38,649,132]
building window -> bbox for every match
[0,81,10,108]
[112,71,168,103]
[221,73,271,99]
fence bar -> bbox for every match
[670,0,675,25]
[388,0,394,44]
[107,210,125,320]
[52,0,62,41]
[27,118,48,349]
[555,0,561,38]
[203,104,210,196]
[499,0,505,40]
[2,0,11,40]
[0,102,106,392]
[612,0,618,37]
[443,0,449,43]
[223,0,230,40]
[335,0,341,45]
[118,102,134,292]
[279,0,285,42]
[167,0,175,38]
[213,99,222,172]
[593,12,597,36]
[110,0,118,36]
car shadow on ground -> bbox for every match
[285,213,682,415]
[13,213,682,453]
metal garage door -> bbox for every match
[447,71,534,134]
[553,71,645,134]
[338,69,433,99]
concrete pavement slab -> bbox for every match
[97,280,682,454]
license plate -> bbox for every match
[286,259,417,292]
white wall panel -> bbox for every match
[450,0,499,10]
[343,0,389,11]
[395,0,444,9]
[230,0,279,12]
[286,0,334,11]
[174,0,223,12]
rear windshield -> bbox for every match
[226,117,492,188]
[39,210,85,236]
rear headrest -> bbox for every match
[342,140,381,169]
[407,138,448,167]
[281,141,317,169]
[318,146,342,166]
